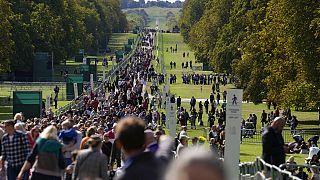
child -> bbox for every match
[59,121,78,165]
[65,151,78,180]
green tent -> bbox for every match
[79,64,97,82]
[13,91,42,119]
[66,75,83,100]
[124,44,132,53]
[128,38,134,45]
[115,51,124,60]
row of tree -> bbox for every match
[125,9,149,30]
[120,0,183,9]
[180,0,320,108]
[0,0,128,74]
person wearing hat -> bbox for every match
[72,135,108,180]
[262,117,287,166]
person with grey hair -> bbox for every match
[14,122,26,133]
[165,147,224,180]
[262,117,287,166]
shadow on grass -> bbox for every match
[0,106,12,113]
[0,113,12,121]
[240,152,252,156]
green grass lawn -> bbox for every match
[157,32,319,164]
[124,7,181,30]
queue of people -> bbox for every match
[0,31,225,180]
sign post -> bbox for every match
[90,74,94,91]
[168,101,176,138]
[102,58,106,82]
[73,83,78,99]
[165,95,170,129]
[45,96,50,111]
[224,89,243,180]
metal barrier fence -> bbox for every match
[0,82,67,101]
[54,34,142,115]
[239,157,304,180]
[240,129,320,144]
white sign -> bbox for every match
[165,95,170,129]
[168,102,176,138]
[73,83,78,99]
[162,86,166,108]
[83,57,87,64]
[45,96,50,110]
[224,89,243,180]
[90,74,94,91]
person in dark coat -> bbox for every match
[262,117,287,166]
[115,117,164,180]
[177,96,181,108]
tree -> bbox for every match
[179,0,208,43]
[0,0,14,72]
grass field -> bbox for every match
[157,32,318,164]
[124,7,181,30]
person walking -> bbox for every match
[204,99,209,114]
[18,125,66,180]
[177,96,181,108]
[72,135,108,180]
[115,117,164,180]
[261,110,267,127]
[1,120,31,180]
[262,117,287,166]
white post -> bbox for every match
[112,58,115,70]
[224,89,243,180]
[165,95,170,129]
[168,101,176,138]
[73,83,78,99]
[103,65,106,82]
[90,74,94,91]
[46,96,50,111]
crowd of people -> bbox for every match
[2,29,320,180]
[181,73,228,86]
[0,31,225,180]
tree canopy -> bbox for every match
[180,0,320,108]
[0,0,128,73]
